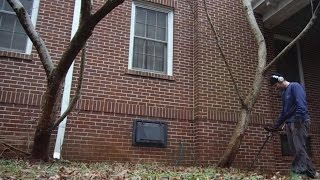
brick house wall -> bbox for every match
[0,0,319,173]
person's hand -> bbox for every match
[264,125,279,132]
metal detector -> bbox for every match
[248,131,273,171]
[248,124,285,171]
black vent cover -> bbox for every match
[132,119,168,148]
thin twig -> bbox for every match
[0,147,9,157]
[203,0,245,107]
[0,141,31,155]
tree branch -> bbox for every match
[80,0,92,25]
[203,0,246,107]
[242,0,266,108]
[263,1,320,74]
[7,0,53,77]
[0,141,31,156]
[51,45,86,130]
[55,0,124,81]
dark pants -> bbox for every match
[286,119,316,178]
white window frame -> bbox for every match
[128,1,174,76]
[0,0,40,54]
[274,34,305,85]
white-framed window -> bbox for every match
[128,1,174,76]
[0,0,40,54]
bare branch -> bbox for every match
[242,0,266,108]
[90,0,125,24]
[0,141,31,156]
[263,1,320,74]
[51,45,86,130]
[7,0,53,77]
[55,0,124,81]
[203,0,246,107]
[80,0,92,25]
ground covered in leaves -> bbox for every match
[0,159,306,179]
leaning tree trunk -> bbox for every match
[31,75,62,161]
[217,108,251,167]
[217,0,267,167]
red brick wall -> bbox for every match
[0,0,319,173]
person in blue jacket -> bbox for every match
[265,73,317,178]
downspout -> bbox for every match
[53,0,81,159]
[296,42,305,85]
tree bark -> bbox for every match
[31,71,62,161]
[217,108,251,167]
[31,74,61,160]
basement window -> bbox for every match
[132,119,168,148]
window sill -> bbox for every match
[125,69,175,81]
[0,50,33,61]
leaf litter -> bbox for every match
[0,159,309,179]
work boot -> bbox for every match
[304,169,317,179]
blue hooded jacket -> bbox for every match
[275,82,310,128]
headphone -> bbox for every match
[272,75,284,82]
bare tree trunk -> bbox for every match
[217,108,251,167]
[31,75,61,161]
[217,0,266,167]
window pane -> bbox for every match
[0,13,15,31]
[154,57,164,72]
[21,0,34,14]
[146,25,155,39]
[135,22,145,37]
[12,33,27,51]
[147,10,156,26]
[15,20,26,33]
[146,40,154,56]
[134,38,145,55]
[0,30,12,49]
[156,27,166,41]
[145,55,154,70]
[0,0,4,9]
[3,0,14,12]
[155,42,164,58]
[136,7,146,23]
[157,12,167,28]
[133,53,143,69]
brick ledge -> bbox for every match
[0,50,33,61]
[125,69,175,81]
